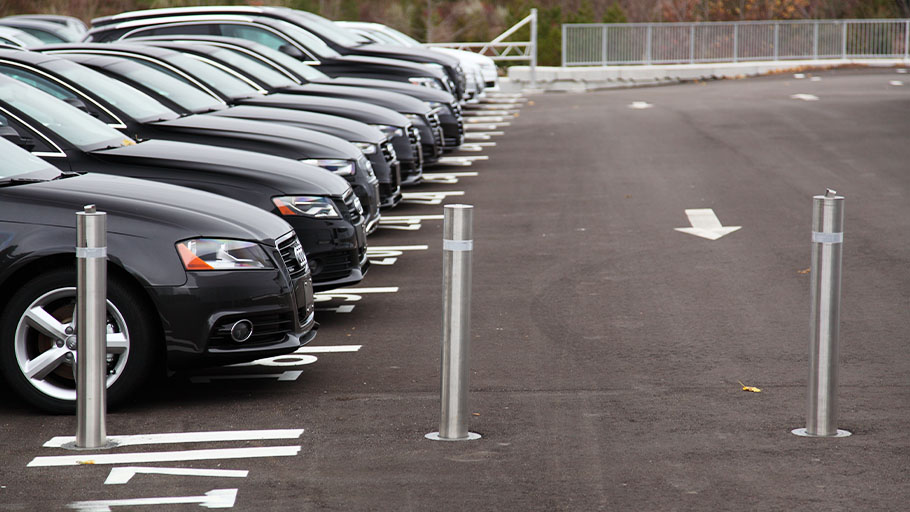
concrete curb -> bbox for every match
[504,58,910,93]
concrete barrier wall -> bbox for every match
[505,59,910,92]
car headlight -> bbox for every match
[272,196,341,218]
[408,76,443,90]
[353,141,378,155]
[176,238,274,270]
[370,124,405,138]
[301,158,355,176]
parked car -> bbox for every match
[40,42,411,208]
[0,48,382,234]
[338,21,499,91]
[0,18,81,43]
[2,14,87,35]
[0,74,369,290]
[83,12,457,98]
[0,136,316,413]
[0,26,43,49]
[48,51,395,228]
[136,38,461,169]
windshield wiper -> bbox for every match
[0,177,48,188]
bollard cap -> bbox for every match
[84,204,96,213]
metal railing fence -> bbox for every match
[563,19,910,66]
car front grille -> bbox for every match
[384,140,401,189]
[408,125,423,170]
[276,232,308,280]
[343,191,362,225]
[209,312,294,348]
[427,112,444,147]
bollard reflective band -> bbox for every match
[76,247,107,259]
[443,239,473,252]
[812,232,843,244]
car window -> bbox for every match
[46,60,177,123]
[0,133,57,177]
[17,27,67,43]
[0,78,131,151]
[0,111,57,154]
[265,20,340,59]
[105,60,223,113]
[204,46,296,88]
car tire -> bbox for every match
[0,267,157,414]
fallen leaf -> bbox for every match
[738,380,762,393]
[798,268,811,274]
[472,412,481,416]
[77,460,95,465]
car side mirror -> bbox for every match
[278,44,306,60]
[0,125,33,151]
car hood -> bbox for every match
[357,44,460,68]
[318,76,454,103]
[91,139,350,197]
[1,172,292,243]
[334,54,448,80]
[154,114,362,160]
[241,93,409,127]
[290,83,429,114]
[208,105,385,145]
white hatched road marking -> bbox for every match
[29,446,301,467]
[69,488,237,510]
[44,429,303,448]
[105,467,248,485]
[367,245,429,265]
[378,214,444,231]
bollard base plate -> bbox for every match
[791,428,852,438]
[61,440,120,451]
[425,432,481,442]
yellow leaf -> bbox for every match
[737,380,761,393]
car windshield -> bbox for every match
[105,60,224,113]
[165,52,261,99]
[288,10,362,48]
[227,42,327,81]
[46,59,178,123]
[380,26,422,47]
[269,19,340,59]
[199,46,296,89]
[0,77,132,151]
[0,136,58,179]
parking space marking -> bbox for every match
[464,131,504,140]
[28,446,302,467]
[367,245,428,265]
[456,143,495,152]
[465,116,508,123]
[421,172,479,184]
[294,345,361,353]
[378,214,444,231]
[44,429,304,448]
[69,488,237,510]
[190,371,303,383]
[436,156,489,167]
[889,80,903,86]
[314,287,399,302]
[401,191,465,205]
[674,208,742,240]
[629,101,653,109]
[316,305,356,313]
[105,467,249,485]
[465,123,511,130]
[791,93,820,101]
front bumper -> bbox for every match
[155,268,316,368]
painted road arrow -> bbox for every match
[69,488,237,510]
[674,208,741,240]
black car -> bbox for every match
[0,137,316,413]
[0,74,369,290]
[0,49,382,234]
[49,52,394,231]
[88,6,466,100]
[84,12,457,98]
[40,43,412,207]
[134,36,464,153]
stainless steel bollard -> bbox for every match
[426,205,480,441]
[793,190,851,438]
[75,205,109,449]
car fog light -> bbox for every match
[230,320,254,343]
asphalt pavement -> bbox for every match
[1,68,909,511]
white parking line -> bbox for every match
[294,345,362,353]
[69,488,237,510]
[465,123,511,130]
[421,172,479,184]
[401,191,465,205]
[29,446,301,467]
[105,467,249,485]
[464,132,503,140]
[44,429,304,448]
[791,93,819,101]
